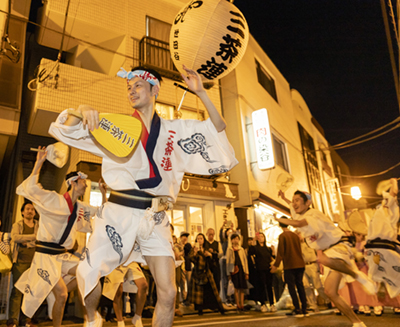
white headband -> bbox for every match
[117,68,160,99]
[66,171,88,187]
[117,68,160,86]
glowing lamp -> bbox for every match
[170,0,249,81]
[350,186,362,200]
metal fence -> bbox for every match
[137,36,181,81]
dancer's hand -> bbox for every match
[77,104,100,131]
[389,178,398,196]
[36,146,47,165]
[181,64,204,95]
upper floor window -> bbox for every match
[146,16,171,42]
[255,59,278,102]
[272,134,289,172]
[156,102,205,121]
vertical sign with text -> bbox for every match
[252,108,275,170]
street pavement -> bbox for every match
[35,308,399,327]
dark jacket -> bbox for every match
[248,243,273,271]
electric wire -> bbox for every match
[331,122,400,150]
[330,116,400,148]
[338,161,400,178]
[381,0,400,114]
[388,0,400,48]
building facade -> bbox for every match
[0,0,354,274]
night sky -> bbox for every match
[234,0,400,203]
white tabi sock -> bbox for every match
[87,312,103,327]
[352,322,367,327]
[117,321,125,327]
[132,314,143,327]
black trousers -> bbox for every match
[258,269,275,305]
[284,267,307,312]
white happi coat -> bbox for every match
[290,205,358,284]
[49,110,238,299]
[290,205,344,251]
[365,191,400,298]
[15,173,96,317]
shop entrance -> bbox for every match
[167,204,204,242]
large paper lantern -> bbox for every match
[170,0,249,81]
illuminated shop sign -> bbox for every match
[252,108,274,170]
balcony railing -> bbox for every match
[137,36,182,81]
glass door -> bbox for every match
[166,204,204,242]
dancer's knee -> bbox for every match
[158,283,176,305]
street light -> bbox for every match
[339,185,362,201]
[350,186,362,200]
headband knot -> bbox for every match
[66,171,88,187]
[299,190,312,203]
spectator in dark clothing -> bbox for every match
[219,223,234,304]
[271,219,307,317]
[246,237,260,304]
[204,228,223,293]
[180,231,191,304]
[248,232,276,312]
[271,244,285,303]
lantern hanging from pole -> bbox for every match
[170,0,249,81]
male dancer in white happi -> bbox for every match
[15,146,106,327]
[278,190,375,327]
[48,65,238,327]
[365,178,400,299]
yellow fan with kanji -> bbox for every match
[68,110,142,157]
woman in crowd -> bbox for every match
[189,233,224,315]
[226,233,248,313]
[248,232,277,312]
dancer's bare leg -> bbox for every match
[85,282,102,322]
[317,252,357,278]
[52,278,68,327]
[324,270,362,324]
[144,256,176,327]
[134,277,148,316]
[113,284,124,322]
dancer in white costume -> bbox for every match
[15,147,106,327]
[48,65,238,327]
[365,178,400,298]
[278,190,375,327]
[103,261,147,327]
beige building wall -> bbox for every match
[222,36,309,208]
